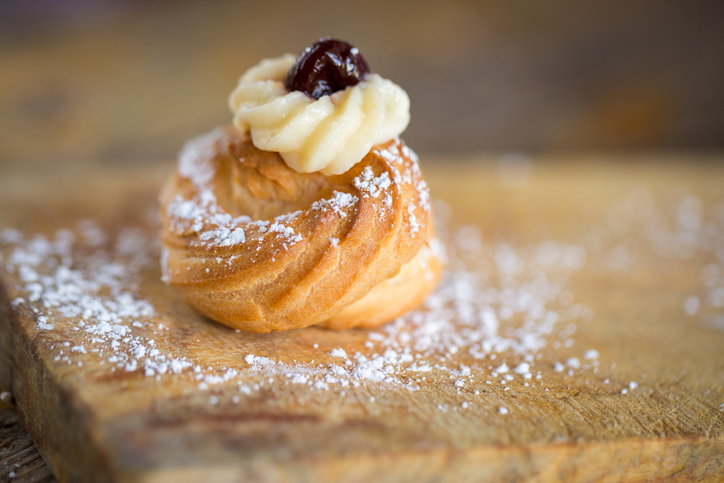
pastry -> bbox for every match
[160,39,443,332]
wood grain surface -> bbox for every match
[1,158,723,482]
[2,2,724,480]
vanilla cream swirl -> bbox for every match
[228,55,410,175]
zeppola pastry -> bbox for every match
[160,39,443,332]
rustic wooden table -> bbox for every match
[1,2,724,480]
[0,157,723,482]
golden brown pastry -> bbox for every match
[159,39,443,332]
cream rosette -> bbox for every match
[228,55,410,176]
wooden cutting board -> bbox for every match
[1,158,723,482]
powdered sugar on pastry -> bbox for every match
[165,130,306,250]
[162,39,437,332]
[159,128,441,332]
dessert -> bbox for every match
[159,39,443,332]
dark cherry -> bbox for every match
[285,38,371,100]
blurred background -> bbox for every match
[1,0,723,173]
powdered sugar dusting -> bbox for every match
[310,191,358,219]
[6,185,720,410]
[167,134,430,264]
[1,208,596,400]
[353,166,392,199]
[408,204,419,235]
[375,141,430,215]
[366,141,431,236]
[372,223,591,379]
[166,130,305,253]
[591,187,724,330]
[177,129,225,187]
[2,223,193,377]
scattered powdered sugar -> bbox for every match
[177,129,224,186]
[244,353,403,390]
[683,296,700,315]
[366,216,592,378]
[353,166,391,199]
[593,187,724,332]
[6,186,720,410]
[1,206,598,402]
[583,349,599,360]
[2,222,193,377]
[408,204,419,235]
[168,133,431,263]
[370,141,431,229]
[310,191,358,218]
[222,227,246,246]
[167,130,305,251]
[316,206,592,389]
[353,165,397,218]
[566,357,581,369]
[329,348,347,358]
[268,221,302,244]
[37,316,53,330]
[166,193,307,251]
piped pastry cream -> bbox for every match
[229,45,410,175]
[160,38,443,332]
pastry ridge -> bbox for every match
[160,127,442,332]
